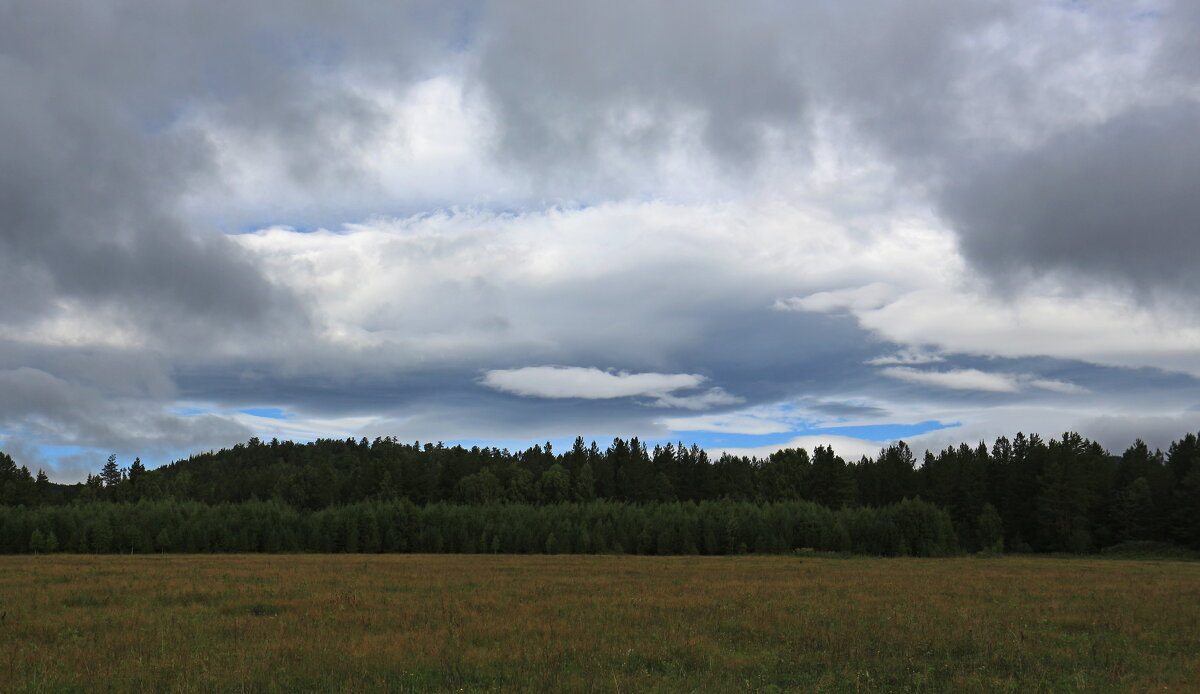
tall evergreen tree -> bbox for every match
[100,454,123,488]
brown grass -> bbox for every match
[1,554,1198,693]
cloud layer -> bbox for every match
[3,1,1199,479]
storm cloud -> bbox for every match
[943,101,1200,296]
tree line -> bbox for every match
[1,429,1198,554]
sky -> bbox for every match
[3,0,1200,482]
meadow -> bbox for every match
[1,554,1197,693]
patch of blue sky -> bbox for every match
[34,444,102,477]
[665,431,801,450]
[817,420,959,440]
[239,407,293,420]
[171,406,210,417]
[669,420,959,450]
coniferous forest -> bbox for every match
[1,431,1198,556]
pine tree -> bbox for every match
[100,454,122,488]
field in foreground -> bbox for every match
[2,555,1198,693]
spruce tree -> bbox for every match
[34,469,51,503]
[128,457,146,488]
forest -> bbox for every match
[1,430,1197,555]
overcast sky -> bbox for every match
[4,0,1199,481]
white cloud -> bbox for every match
[231,199,947,367]
[1029,378,1090,395]
[0,300,147,350]
[858,287,1200,375]
[661,410,796,435]
[481,366,706,401]
[650,387,744,410]
[183,67,529,225]
[775,282,897,313]
[781,242,1200,378]
[228,411,382,443]
[879,367,1090,395]
[880,367,1021,392]
[865,347,946,366]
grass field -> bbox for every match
[2,554,1197,693]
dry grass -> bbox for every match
[1,554,1198,693]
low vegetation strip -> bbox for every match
[2,498,957,556]
[2,554,1198,693]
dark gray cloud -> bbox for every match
[0,339,174,400]
[0,438,95,484]
[807,402,890,419]
[470,1,1200,300]
[0,365,251,465]
[1158,1,1200,79]
[1072,413,1200,458]
[471,0,1007,188]
[942,101,1200,297]
[473,0,810,169]
[167,297,884,415]
[0,0,462,337]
